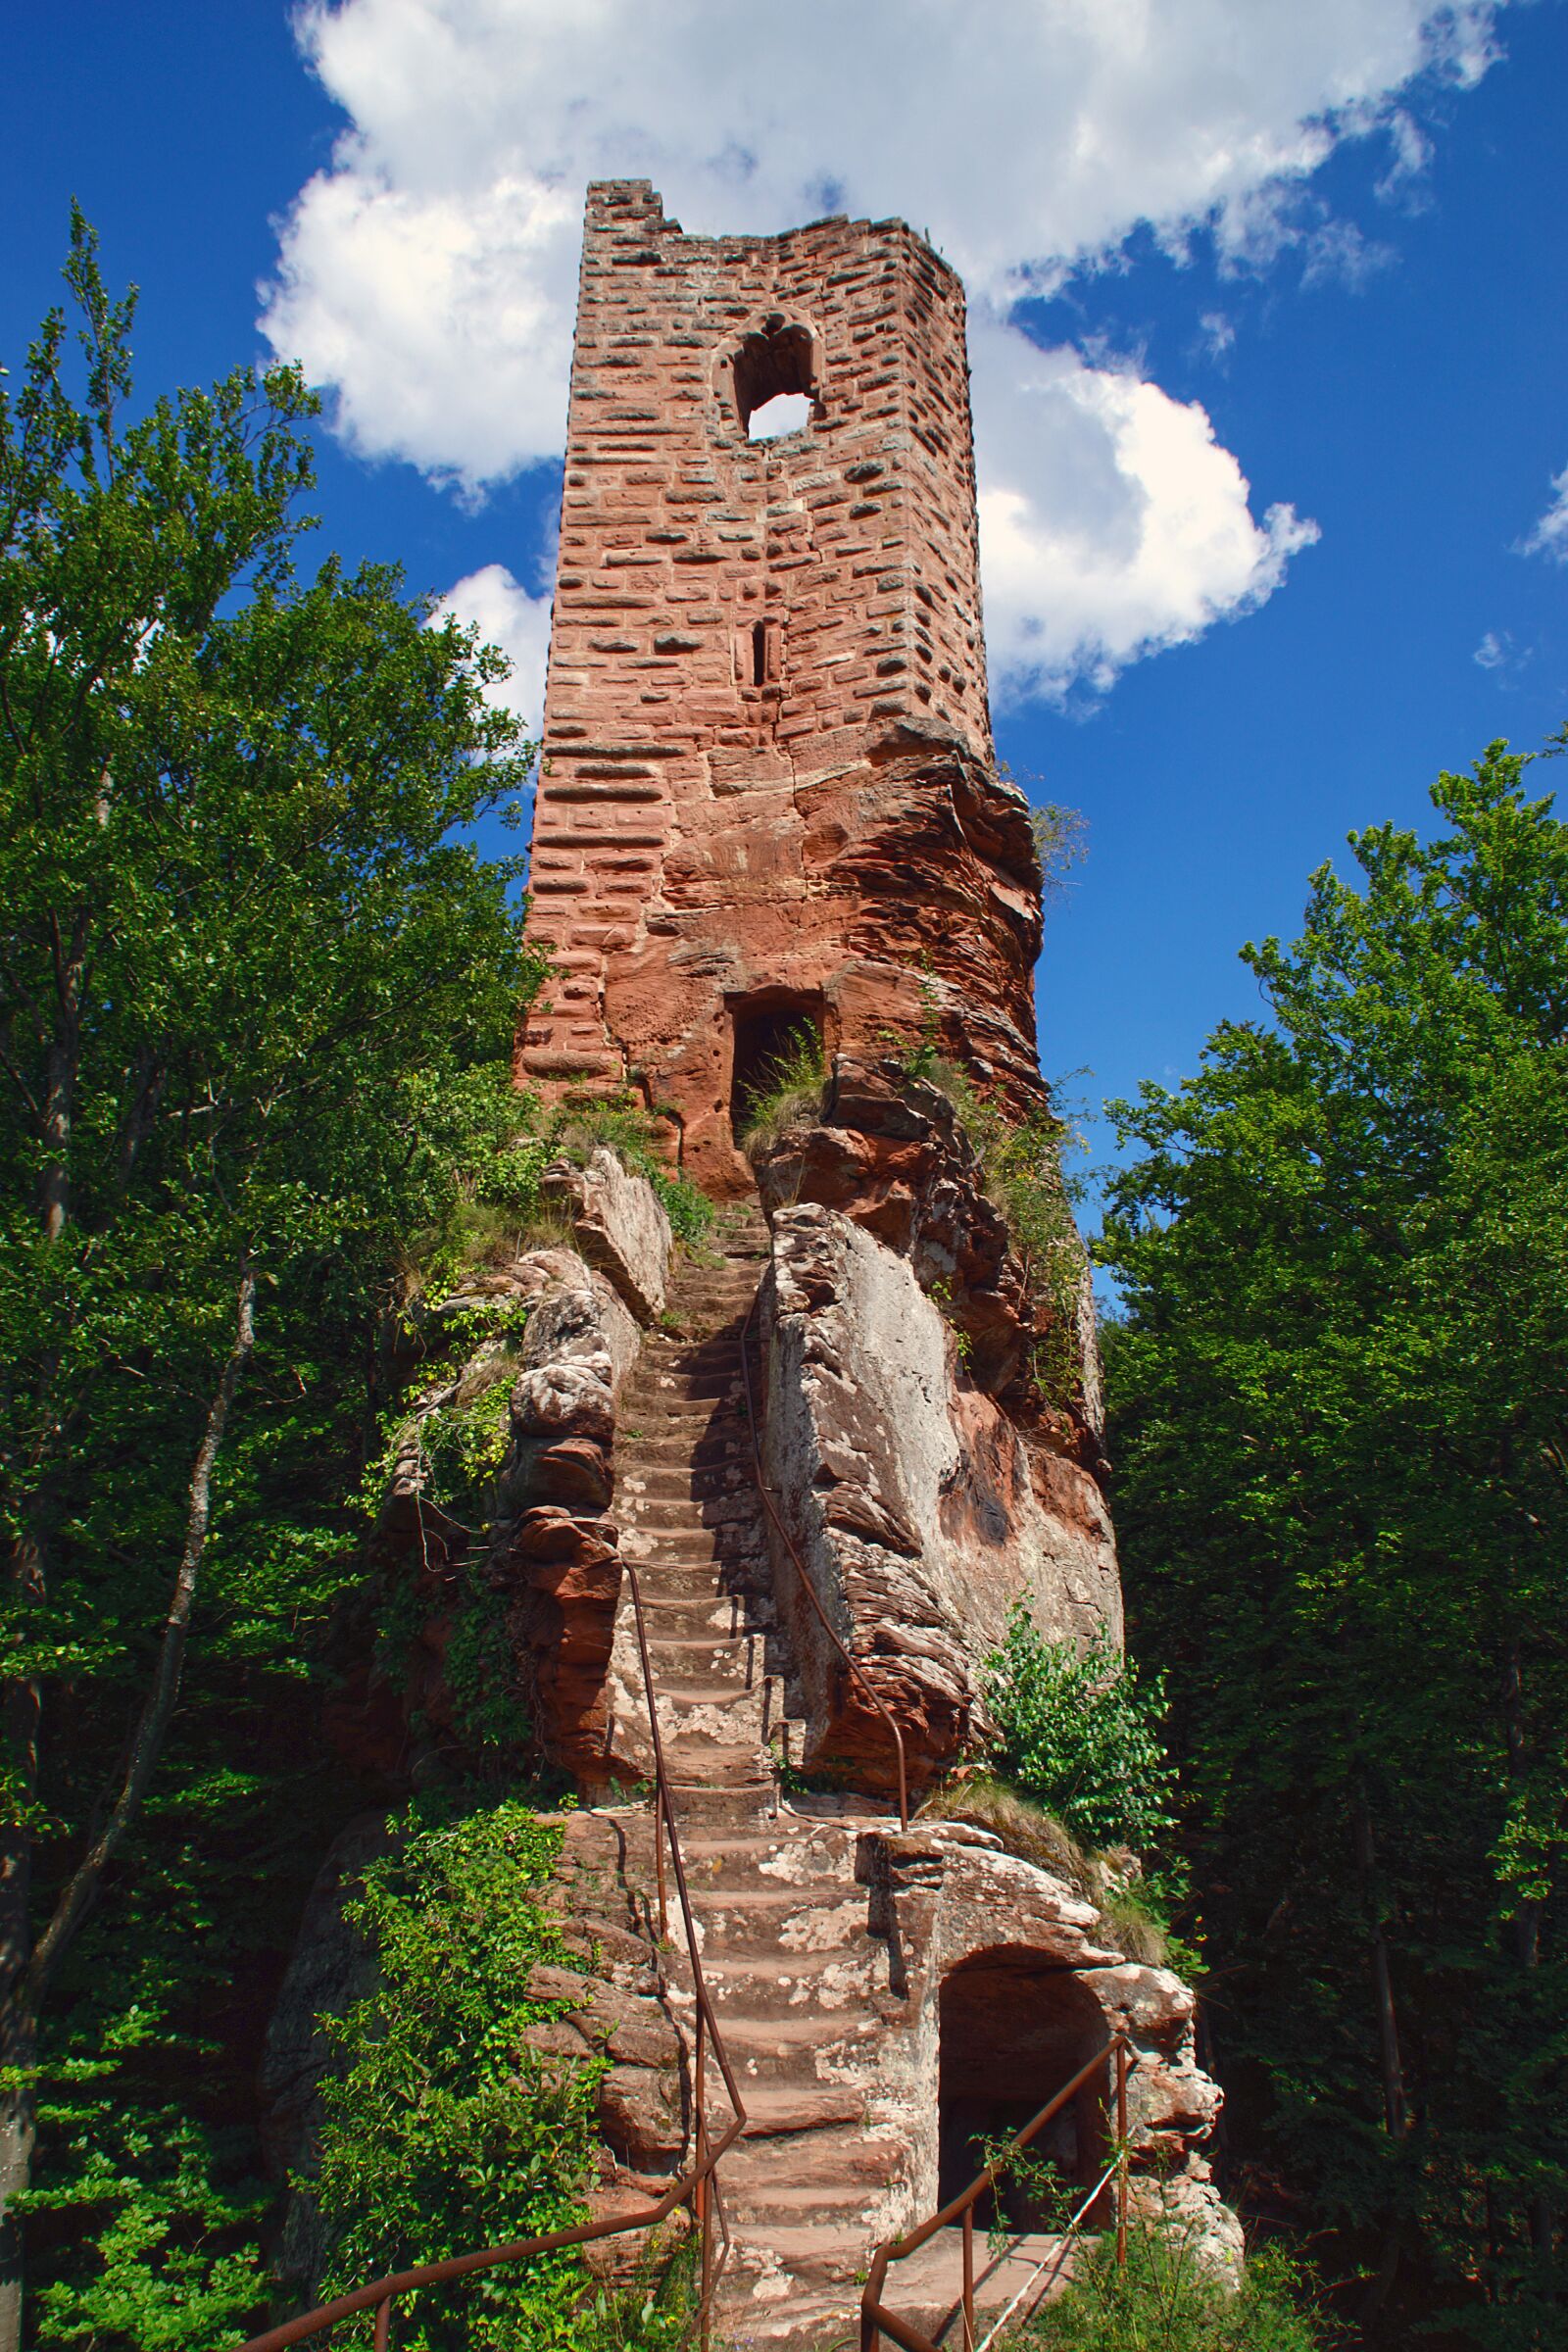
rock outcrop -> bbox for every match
[347,1156,674,1786]
[542,1145,673,1324]
[752,1057,1120,1790]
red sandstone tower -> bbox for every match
[521,182,1045,1192]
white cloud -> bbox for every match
[1473,628,1532,678]
[1519,466,1568,565]
[265,0,1507,700]
[974,326,1319,700]
[431,563,552,732]
[1199,312,1237,362]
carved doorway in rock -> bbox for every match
[727,991,823,1152]
[938,1951,1107,2231]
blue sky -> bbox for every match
[7,2,1565,1209]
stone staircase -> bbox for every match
[612,1208,916,2344]
[606,1208,1072,2348]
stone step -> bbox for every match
[662,1782,777,1833]
[693,1891,874,1960]
[624,1556,762,1593]
[617,1429,749,1458]
[618,1462,755,1501]
[645,1637,769,1690]
[620,1493,760,1529]
[618,1392,745,1424]
[636,1590,776,1635]
[720,2175,900,2229]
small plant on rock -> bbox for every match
[549,1086,715,1247]
[740,1024,829,1157]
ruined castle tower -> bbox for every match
[520,181,1046,1190]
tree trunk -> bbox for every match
[38,910,88,1244]
[1353,1795,1408,2142]
[0,1523,45,2352]
[24,1271,256,2007]
[1500,1642,1556,2287]
[0,1273,256,2352]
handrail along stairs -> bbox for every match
[860,2033,1137,2352]
[230,1558,747,2352]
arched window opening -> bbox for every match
[725,316,818,438]
[938,1953,1107,2235]
[728,992,824,1147]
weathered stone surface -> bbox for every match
[755,1055,1102,1462]
[257,1817,394,2297]
[542,1147,672,1323]
[518,184,1041,1194]
[762,1203,1119,1791]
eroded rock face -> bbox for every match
[756,1056,1101,1454]
[542,1146,673,1324]
[762,1203,1120,1792]
[348,1164,672,1787]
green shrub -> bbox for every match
[548,1088,715,1247]
[1018,2227,1323,2352]
[312,1795,604,2350]
[740,1025,828,1158]
[984,1607,1176,1852]
[879,979,1086,1401]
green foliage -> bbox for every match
[0,214,549,2343]
[984,1607,1176,1852]
[1099,740,1568,2338]
[739,1025,828,1157]
[312,1796,601,2351]
[1027,800,1090,900]
[564,2239,697,2352]
[1019,2228,1323,2352]
[893,1021,1086,1400]
[968,2128,1080,2255]
[23,2023,270,2349]
[546,1089,714,1248]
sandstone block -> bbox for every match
[543,1147,672,1324]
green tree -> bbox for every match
[0,213,544,2348]
[1099,742,1568,2346]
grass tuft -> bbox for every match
[916,1774,1169,1967]
[740,1027,829,1159]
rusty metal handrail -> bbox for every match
[739,1287,909,1831]
[232,1558,747,2352]
[860,2033,1135,2352]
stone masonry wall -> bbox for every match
[521,181,1044,1193]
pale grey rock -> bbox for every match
[762,1204,1120,1788]
[543,1147,672,1324]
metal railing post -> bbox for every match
[372,2294,391,2352]
[858,2037,1141,2352]
[1115,2035,1129,2270]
